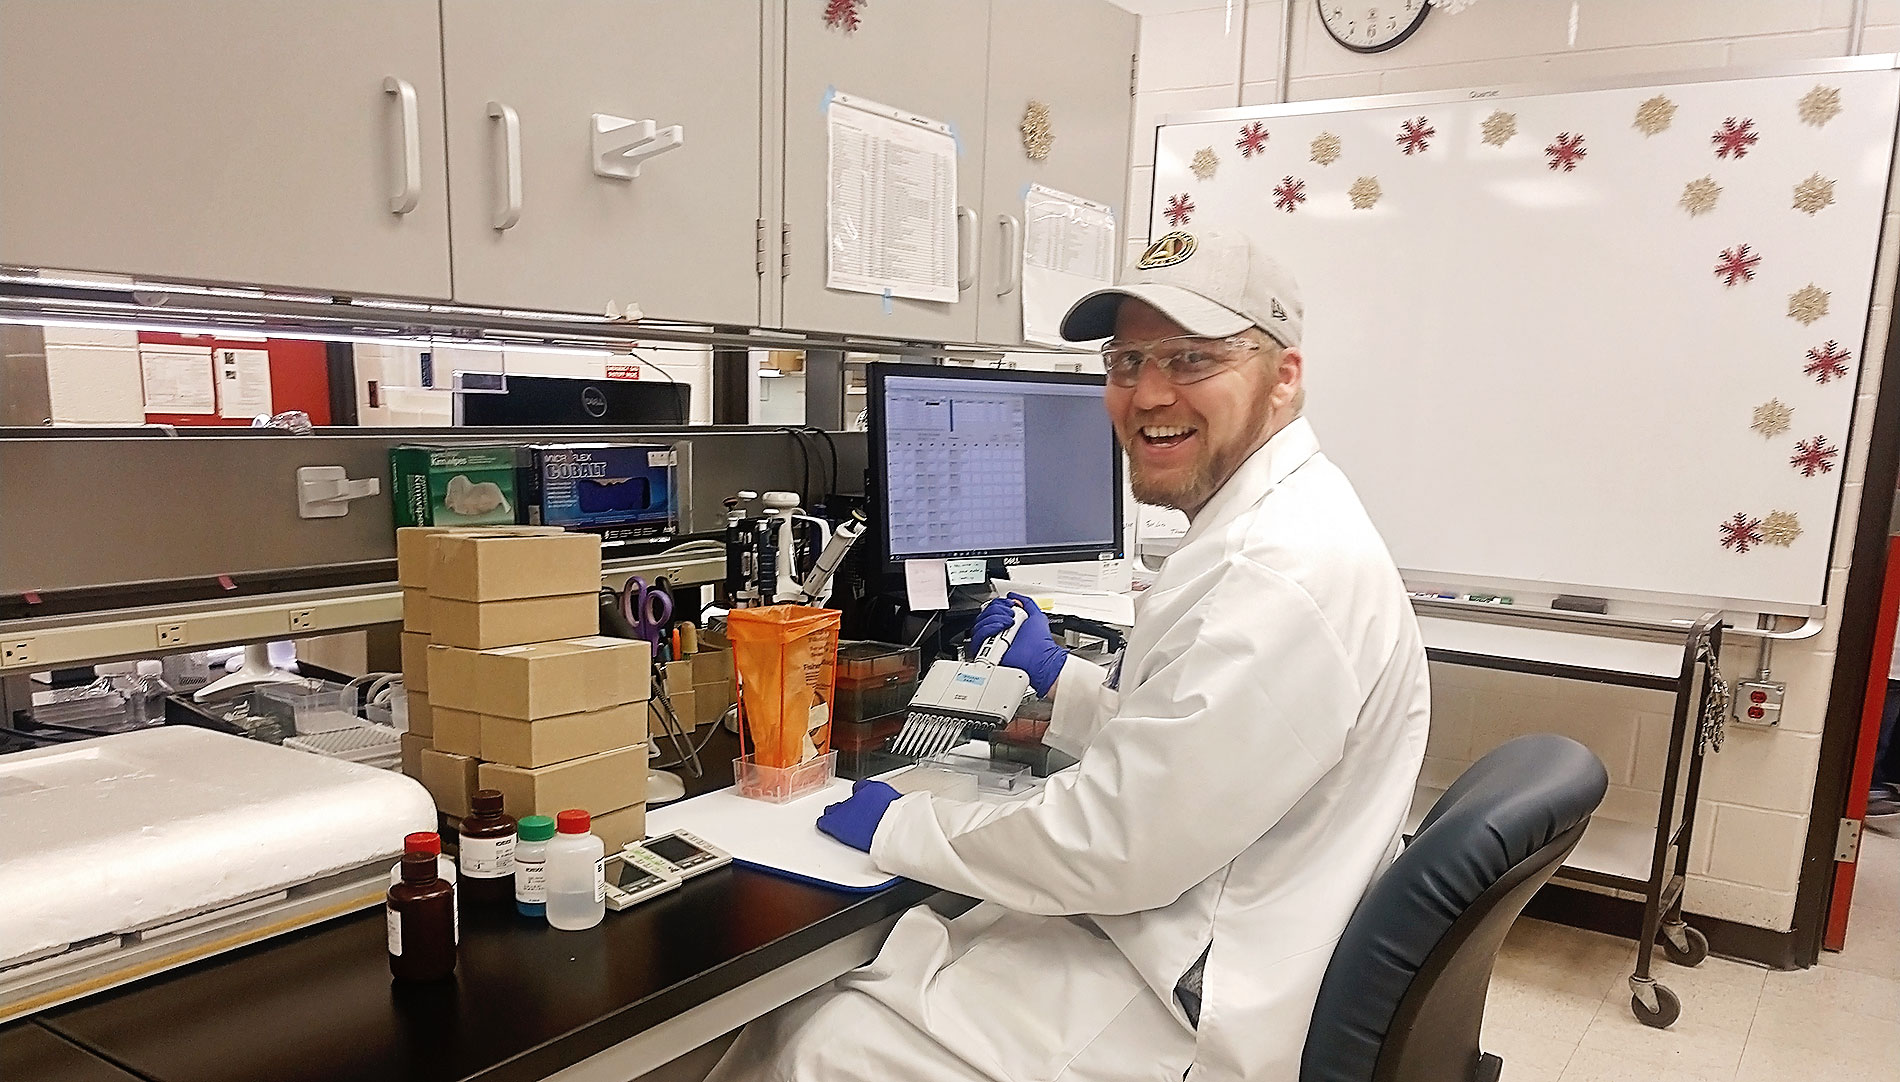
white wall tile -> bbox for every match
[1567,0,1832,51]
[1109,0,1241,15]
[1685,874,1798,930]
[1860,22,1900,52]
[1698,727,1823,814]
[1290,2,1572,79]
[1240,0,1285,88]
[1688,799,1715,874]
[1272,71,1385,103]
[1706,804,1809,892]
[1771,644,1837,734]
[1725,28,1854,66]
[1127,165,1156,236]
[1138,6,1247,92]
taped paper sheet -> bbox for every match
[1022,184,1116,346]
[137,344,216,414]
[826,91,959,303]
[215,348,273,419]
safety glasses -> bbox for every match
[1099,335,1262,387]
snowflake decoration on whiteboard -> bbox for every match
[1348,176,1382,210]
[1480,110,1516,147]
[1396,117,1436,155]
[1633,95,1677,136]
[1310,132,1342,167]
[1713,244,1760,287]
[1273,176,1307,213]
[1791,434,1840,477]
[1751,398,1794,439]
[1190,147,1220,181]
[1788,283,1830,325]
[1792,173,1836,215]
[1680,176,1722,217]
[1544,132,1587,171]
[1711,117,1759,159]
[1804,340,1852,384]
[823,0,865,33]
[1163,193,1196,227]
[1236,122,1270,158]
[1760,510,1802,547]
[1720,513,1765,554]
[1798,85,1843,127]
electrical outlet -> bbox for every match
[289,609,316,632]
[1736,680,1785,726]
[156,623,188,647]
[1,639,32,667]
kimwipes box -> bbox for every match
[481,702,644,769]
[478,744,646,820]
[430,594,599,650]
[429,638,649,718]
[429,531,601,603]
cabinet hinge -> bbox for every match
[781,225,792,279]
[755,219,767,276]
[1836,817,1862,862]
[1130,53,1139,95]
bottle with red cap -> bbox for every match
[387,835,456,982]
[545,809,605,930]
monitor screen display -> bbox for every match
[454,373,688,426]
[869,364,1122,567]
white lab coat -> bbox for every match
[707,419,1430,1082]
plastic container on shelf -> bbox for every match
[254,679,358,735]
[833,641,921,726]
[734,749,838,804]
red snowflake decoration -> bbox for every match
[1236,122,1270,159]
[1544,132,1587,171]
[1396,117,1435,155]
[1273,176,1307,213]
[1804,340,1852,384]
[1790,434,1839,477]
[823,0,864,31]
[1713,244,1760,287]
[1720,513,1765,553]
[1711,117,1758,159]
[1163,193,1196,227]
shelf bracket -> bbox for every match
[592,114,685,179]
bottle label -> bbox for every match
[461,834,517,878]
[515,858,547,905]
[387,905,402,957]
[452,882,460,944]
[593,857,607,903]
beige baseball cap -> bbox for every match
[1060,229,1303,348]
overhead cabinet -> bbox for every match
[0,0,453,300]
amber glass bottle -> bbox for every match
[458,789,517,906]
[387,850,456,982]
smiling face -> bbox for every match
[1104,298,1303,518]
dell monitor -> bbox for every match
[454,373,689,426]
[867,363,1123,570]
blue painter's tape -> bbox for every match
[947,121,963,157]
[820,85,836,114]
[881,289,894,315]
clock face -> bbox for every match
[1317,0,1430,53]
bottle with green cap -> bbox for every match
[514,814,556,918]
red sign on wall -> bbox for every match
[605,364,642,380]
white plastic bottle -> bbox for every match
[545,809,606,931]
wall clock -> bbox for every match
[1317,0,1430,53]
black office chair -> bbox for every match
[1300,734,1609,1082]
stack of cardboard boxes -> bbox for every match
[648,631,738,742]
[396,527,653,850]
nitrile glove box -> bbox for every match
[524,444,677,541]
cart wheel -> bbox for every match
[1659,925,1709,967]
[1630,985,1681,1029]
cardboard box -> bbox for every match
[429,531,601,603]
[418,747,481,818]
[659,659,693,698]
[694,681,735,727]
[402,588,433,633]
[478,744,646,820]
[390,445,522,528]
[432,705,483,758]
[430,593,598,650]
[407,691,434,738]
[590,803,648,853]
[428,637,648,718]
[650,690,696,737]
[481,702,644,769]
[401,631,431,693]
[400,732,430,777]
[690,647,734,687]
[396,527,456,587]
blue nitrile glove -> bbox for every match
[969,593,1067,698]
[816,779,904,852]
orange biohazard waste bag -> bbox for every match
[729,606,842,769]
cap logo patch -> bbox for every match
[1271,299,1286,320]
[1137,231,1197,269]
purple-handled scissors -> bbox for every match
[621,575,674,652]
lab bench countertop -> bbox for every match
[15,867,949,1082]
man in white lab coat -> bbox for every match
[707,229,1430,1082]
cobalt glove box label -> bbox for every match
[526,444,677,544]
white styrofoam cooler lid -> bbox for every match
[1,727,436,962]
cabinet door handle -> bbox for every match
[487,101,523,230]
[996,215,1024,297]
[956,206,977,291]
[383,76,423,215]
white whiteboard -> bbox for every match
[1154,62,1900,610]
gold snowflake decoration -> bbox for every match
[1480,110,1517,148]
[1020,101,1054,160]
[1761,510,1802,547]
[1752,398,1793,439]
[1348,176,1382,210]
[1680,176,1721,217]
[1789,283,1831,326]
[1190,147,1219,181]
[1792,173,1836,216]
[1633,95,1677,136]
[1310,132,1342,167]
[1799,85,1843,128]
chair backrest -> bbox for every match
[1300,734,1609,1082]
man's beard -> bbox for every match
[1123,394,1276,514]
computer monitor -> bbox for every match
[867,363,1123,570]
[453,373,689,426]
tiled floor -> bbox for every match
[1482,820,1900,1081]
